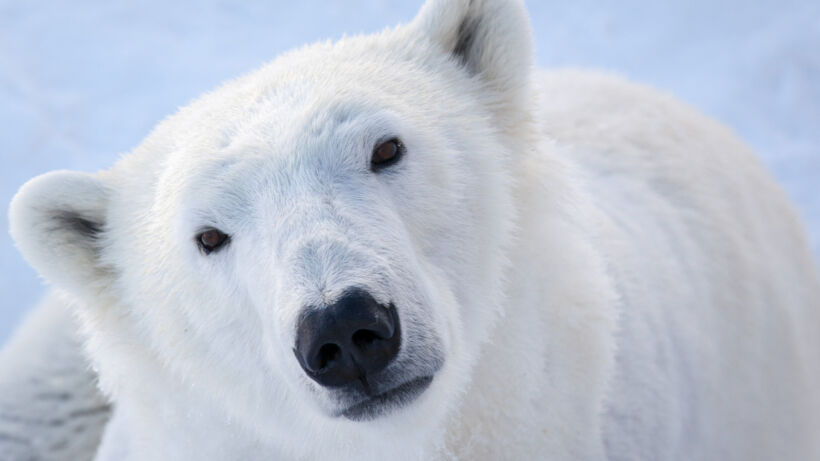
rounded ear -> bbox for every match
[9,170,113,298]
[409,0,534,109]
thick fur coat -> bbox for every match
[4,0,820,459]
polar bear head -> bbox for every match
[10,0,535,456]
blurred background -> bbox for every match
[1,0,818,343]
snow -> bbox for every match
[1,0,818,342]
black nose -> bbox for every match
[294,288,401,389]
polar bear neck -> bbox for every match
[438,137,620,458]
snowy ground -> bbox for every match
[1,0,818,342]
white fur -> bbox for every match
[6,0,820,459]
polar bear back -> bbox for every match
[536,69,820,460]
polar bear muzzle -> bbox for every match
[293,288,433,420]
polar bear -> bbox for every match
[4,0,820,459]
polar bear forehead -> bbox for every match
[102,48,473,240]
[108,39,480,208]
[160,38,458,151]
[154,105,410,224]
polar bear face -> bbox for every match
[10,0,534,453]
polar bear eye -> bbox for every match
[371,138,404,171]
[196,228,230,254]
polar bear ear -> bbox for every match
[410,0,534,104]
[9,170,113,298]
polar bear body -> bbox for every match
[537,70,820,459]
[5,0,820,460]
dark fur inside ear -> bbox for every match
[53,211,103,240]
[10,170,113,295]
[413,0,533,92]
[453,13,482,73]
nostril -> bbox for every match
[316,343,342,371]
[352,329,384,349]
